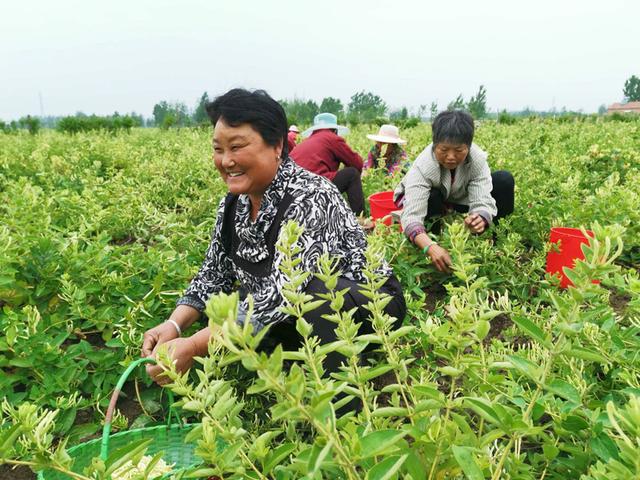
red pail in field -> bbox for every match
[545,227,596,288]
[368,191,397,226]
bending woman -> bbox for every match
[142,89,406,383]
[395,110,514,272]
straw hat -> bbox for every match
[302,113,349,137]
[366,124,406,144]
[289,125,299,133]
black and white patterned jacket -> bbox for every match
[177,157,391,332]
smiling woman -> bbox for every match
[141,88,406,390]
[213,120,282,219]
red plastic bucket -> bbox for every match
[545,227,596,288]
[369,191,397,226]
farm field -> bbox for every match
[1,118,640,479]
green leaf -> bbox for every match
[104,438,153,476]
[388,325,415,342]
[412,385,445,402]
[6,325,17,347]
[67,422,100,444]
[475,320,490,340]
[309,440,332,474]
[439,366,463,377]
[542,444,559,461]
[404,451,427,480]
[360,429,407,458]
[371,407,409,418]
[512,314,549,346]
[0,424,21,456]
[590,432,619,462]
[506,355,541,382]
[182,467,219,477]
[561,415,589,432]
[464,397,504,429]
[545,379,581,404]
[264,443,297,473]
[361,364,395,382]
[365,454,408,480]
[565,346,608,363]
[451,445,484,480]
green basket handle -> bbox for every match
[100,357,182,460]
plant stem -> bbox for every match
[251,352,360,479]
[4,460,93,480]
[428,353,459,480]
[491,437,514,480]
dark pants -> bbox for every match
[426,170,514,232]
[263,274,406,375]
[332,167,365,216]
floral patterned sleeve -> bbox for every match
[176,198,237,312]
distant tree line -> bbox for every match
[56,113,143,133]
[0,116,42,135]
[279,90,423,128]
[4,77,638,134]
[151,92,210,129]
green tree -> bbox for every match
[447,94,466,111]
[623,75,640,101]
[19,115,40,135]
[347,91,387,124]
[152,101,170,126]
[161,113,177,130]
[467,85,488,119]
[173,102,191,127]
[598,104,607,115]
[280,98,319,125]
[390,107,408,121]
[193,92,210,125]
[152,101,191,128]
[430,101,438,120]
[319,97,344,116]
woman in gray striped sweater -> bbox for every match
[394,110,514,272]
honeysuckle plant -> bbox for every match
[2,121,640,479]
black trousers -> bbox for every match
[426,170,514,231]
[332,167,365,216]
[262,274,406,375]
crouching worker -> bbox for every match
[141,88,406,384]
[394,110,514,273]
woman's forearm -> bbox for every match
[413,232,436,251]
[189,326,211,357]
[169,305,202,331]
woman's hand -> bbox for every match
[428,244,453,273]
[464,213,487,234]
[145,337,197,386]
[141,322,179,358]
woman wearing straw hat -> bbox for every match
[287,125,299,152]
[365,124,408,176]
[142,89,405,385]
[290,112,365,215]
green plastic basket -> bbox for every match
[38,358,198,479]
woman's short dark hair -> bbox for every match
[206,88,289,158]
[432,110,475,146]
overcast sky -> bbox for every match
[1,0,638,119]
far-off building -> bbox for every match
[607,101,640,114]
